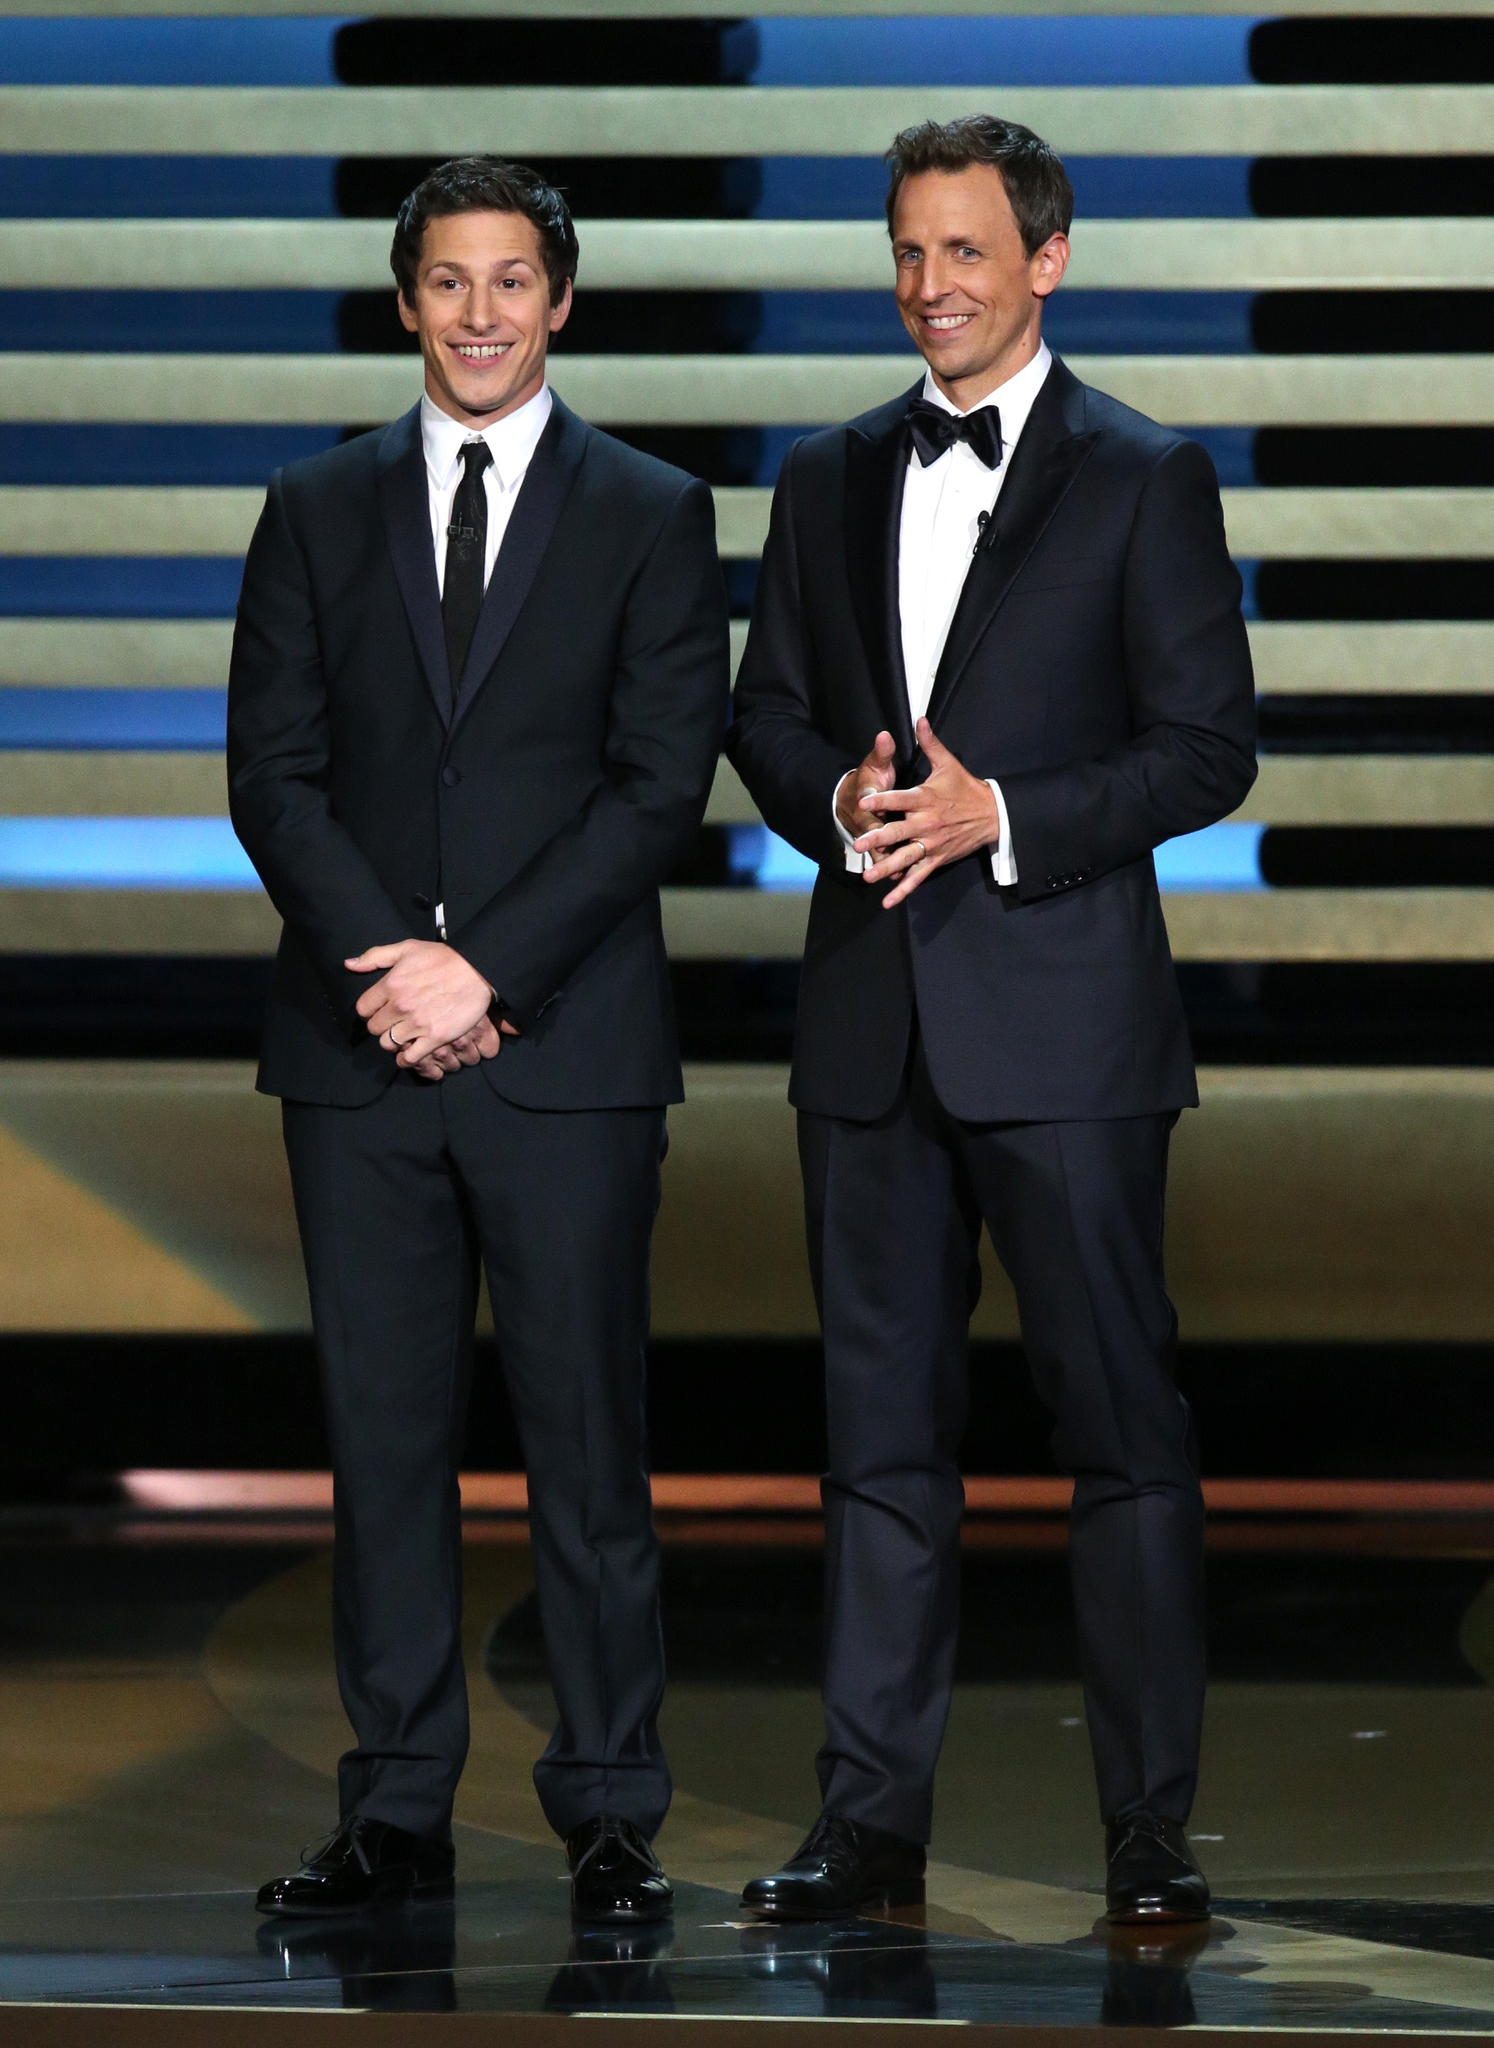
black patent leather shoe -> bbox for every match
[1105,1814,1210,1924]
[567,1816,674,1926]
[741,1812,926,1921]
[256,1818,455,1918]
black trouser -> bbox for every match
[282,1066,671,1845]
[798,1032,1204,1844]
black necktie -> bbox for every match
[442,439,492,700]
[906,397,1003,471]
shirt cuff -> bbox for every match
[833,771,870,873]
[987,778,1017,885]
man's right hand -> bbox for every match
[835,730,899,843]
[409,1013,517,1082]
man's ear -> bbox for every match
[397,290,420,334]
[1031,233,1070,302]
[548,279,574,335]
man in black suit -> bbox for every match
[230,158,729,1924]
[727,116,1256,1923]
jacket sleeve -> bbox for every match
[450,476,730,1027]
[724,440,860,862]
[997,438,1259,904]
[227,471,415,1037]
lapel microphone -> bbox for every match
[975,509,1000,556]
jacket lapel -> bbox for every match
[923,358,1097,733]
[376,404,451,725]
[844,385,921,767]
[448,396,588,735]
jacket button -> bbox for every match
[412,891,431,910]
[441,765,460,788]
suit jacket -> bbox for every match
[228,395,731,1110]
[724,356,1257,1125]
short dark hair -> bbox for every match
[885,116,1074,257]
[390,155,579,308]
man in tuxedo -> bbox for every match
[727,116,1256,1923]
[230,157,729,1924]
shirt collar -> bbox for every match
[918,342,1052,458]
[420,382,553,494]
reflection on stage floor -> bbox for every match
[4,1495,1494,2030]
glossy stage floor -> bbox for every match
[5,1477,1494,2043]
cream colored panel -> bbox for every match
[1170,1068,1494,1341]
[1,1060,1493,1339]
[713,487,773,561]
[7,880,1490,962]
[8,216,1494,292]
[733,614,1494,708]
[0,487,263,556]
[705,754,1494,835]
[0,887,278,954]
[702,756,760,826]
[2,85,1490,157]
[0,619,234,687]
[726,488,1494,563]
[0,1059,308,1330]
[1250,621,1494,695]
[1239,755,1494,826]
[0,752,228,816]
[1164,888,1494,962]
[1225,489,1494,559]
[0,1118,253,1332]
[660,885,811,959]
[6,351,1494,427]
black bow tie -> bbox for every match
[906,397,1003,471]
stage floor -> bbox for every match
[4,1497,1494,2035]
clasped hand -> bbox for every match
[843,718,1001,909]
[346,939,518,1081]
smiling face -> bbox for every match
[891,164,1069,408]
[397,207,572,427]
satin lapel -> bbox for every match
[376,405,451,724]
[923,363,1098,733]
[448,397,588,735]
[844,391,920,766]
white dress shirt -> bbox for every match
[421,383,553,597]
[837,343,1053,886]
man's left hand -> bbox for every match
[855,718,1001,909]
[346,939,496,1069]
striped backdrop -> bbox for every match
[0,3,1491,972]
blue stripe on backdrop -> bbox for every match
[725,555,1260,617]
[0,290,1257,358]
[0,425,345,486]
[0,291,346,354]
[0,815,258,887]
[0,15,1254,88]
[0,815,1264,891]
[0,688,227,749]
[728,820,1267,891]
[746,16,1257,85]
[744,424,1258,488]
[753,157,1256,221]
[0,158,342,221]
[0,423,1259,493]
[0,155,1255,225]
[0,19,343,84]
[749,290,1256,356]
[0,559,244,618]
